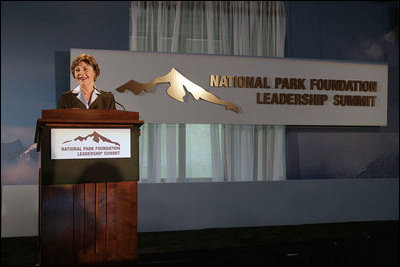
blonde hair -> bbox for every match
[70,54,100,81]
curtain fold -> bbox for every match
[130,1,286,182]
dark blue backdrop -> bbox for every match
[285,1,398,179]
[1,1,398,184]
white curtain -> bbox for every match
[130,1,286,182]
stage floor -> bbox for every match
[2,221,398,266]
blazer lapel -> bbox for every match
[72,92,87,109]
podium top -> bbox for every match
[39,109,143,124]
[35,109,143,149]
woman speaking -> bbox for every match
[58,54,116,109]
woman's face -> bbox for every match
[74,61,96,88]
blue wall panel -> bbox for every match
[285,1,399,180]
[1,1,129,141]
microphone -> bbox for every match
[100,92,126,111]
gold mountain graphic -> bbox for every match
[115,68,239,113]
[62,131,120,146]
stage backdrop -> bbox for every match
[71,48,388,126]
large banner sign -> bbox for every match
[71,49,388,126]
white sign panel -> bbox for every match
[51,128,131,160]
[71,49,388,126]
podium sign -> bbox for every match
[51,128,131,159]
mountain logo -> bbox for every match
[62,131,120,146]
[115,68,240,113]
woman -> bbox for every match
[58,54,116,109]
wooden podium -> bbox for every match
[35,109,143,266]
